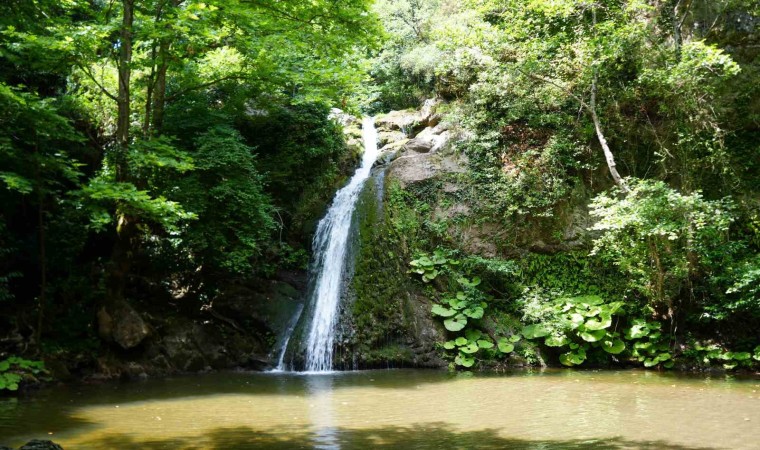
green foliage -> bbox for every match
[516,252,627,305]
[519,292,630,367]
[412,250,518,368]
[241,103,353,211]
[464,129,585,220]
[0,0,380,352]
[624,319,674,369]
[388,0,760,371]
[365,0,440,111]
[410,250,460,283]
[81,178,196,233]
[444,330,498,368]
[169,126,275,278]
[687,343,759,371]
[717,254,760,318]
[590,179,735,309]
[0,356,46,392]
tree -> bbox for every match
[0,85,85,345]
[44,0,379,305]
[589,179,734,327]
[0,0,380,346]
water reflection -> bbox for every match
[306,375,339,450]
[0,369,757,449]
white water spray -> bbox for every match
[274,117,379,372]
[303,117,379,372]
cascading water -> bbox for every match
[274,117,379,372]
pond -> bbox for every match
[1,369,758,449]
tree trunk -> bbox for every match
[143,48,156,137]
[34,161,46,348]
[589,104,628,192]
[115,0,134,181]
[151,0,180,134]
[152,50,169,133]
[106,0,136,308]
[673,0,693,63]
[591,7,628,192]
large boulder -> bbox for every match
[387,150,468,187]
[112,304,150,350]
[419,98,442,125]
[97,300,150,350]
[375,109,420,135]
[378,130,407,147]
[402,129,452,155]
[374,99,442,137]
[329,108,359,128]
[18,441,64,450]
[404,137,435,154]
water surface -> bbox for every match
[1,369,758,449]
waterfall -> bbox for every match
[274,117,379,372]
[270,303,303,373]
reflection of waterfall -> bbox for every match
[306,376,339,449]
[274,117,378,373]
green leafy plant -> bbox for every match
[590,179,735,317]
[441,329,521,368]
[625,319,674,368]
[0,356,46,392]
[518,290,682,368]
[443,330,495,368]
[496,334,522,354]
[409,249,459,283]
[523,295,627,367]
[414,252,520,368]
[690,343,759,370]
[431,281,485,332]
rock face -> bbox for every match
[378,130,407,147]
[212,280,304,339]
[373,101,465,190]
[112,303,151,350]
[338,171,447,370]
[86,275,305,379]
[341,99,597,369]
[402,293,448,367]
[374,99,441,136]
[403,137,435,154]
[334,102,467,369]
[329,108,359,128]
[386,135,464,188]
[97,300,151,350]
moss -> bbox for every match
[361,344,415,367]
[288,123,365,245]
[348,175,413,367]
[517,251,627,300]
[347,162,613,370]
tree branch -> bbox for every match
[75,62,118,102]
[165,74,248,102]
[516,67,591,111]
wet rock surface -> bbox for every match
[67,273,307,380]
[17,441,64,450]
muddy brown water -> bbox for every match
[1,369,758,449]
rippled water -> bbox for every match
[1,369,758,449]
